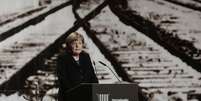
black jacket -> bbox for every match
[57,51,98,101]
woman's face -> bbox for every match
[69,39,83,56]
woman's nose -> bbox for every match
[75,43,79,47]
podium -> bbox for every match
[64,83,139,101]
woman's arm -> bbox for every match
[86,53,99,83]
[57,55,71,91]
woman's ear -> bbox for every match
[83,43,86,49]
[62,43,71,52]
[62,43,66,49]
[59,43,67,53]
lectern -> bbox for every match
[64,83,139,101]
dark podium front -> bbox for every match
[65,83,139,101]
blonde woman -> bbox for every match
[57,32,98,101]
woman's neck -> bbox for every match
[73,55,79,61]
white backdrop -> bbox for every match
[0,0,37,15]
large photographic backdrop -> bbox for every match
[0,0,201,101]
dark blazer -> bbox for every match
[57,51,98,101]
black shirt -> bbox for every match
[57,51,98,101]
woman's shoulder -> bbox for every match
[58,51,71,60]
[80,51,90,57]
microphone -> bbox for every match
[93,61,98,75]
[98,61,122,82]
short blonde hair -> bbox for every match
[65,32,84,46]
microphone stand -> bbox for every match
[98,61,122,82]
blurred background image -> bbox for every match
[0,0,201,101]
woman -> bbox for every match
[57,32,98,101]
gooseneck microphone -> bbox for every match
[98,61,121,82]
[93,61,98,75]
